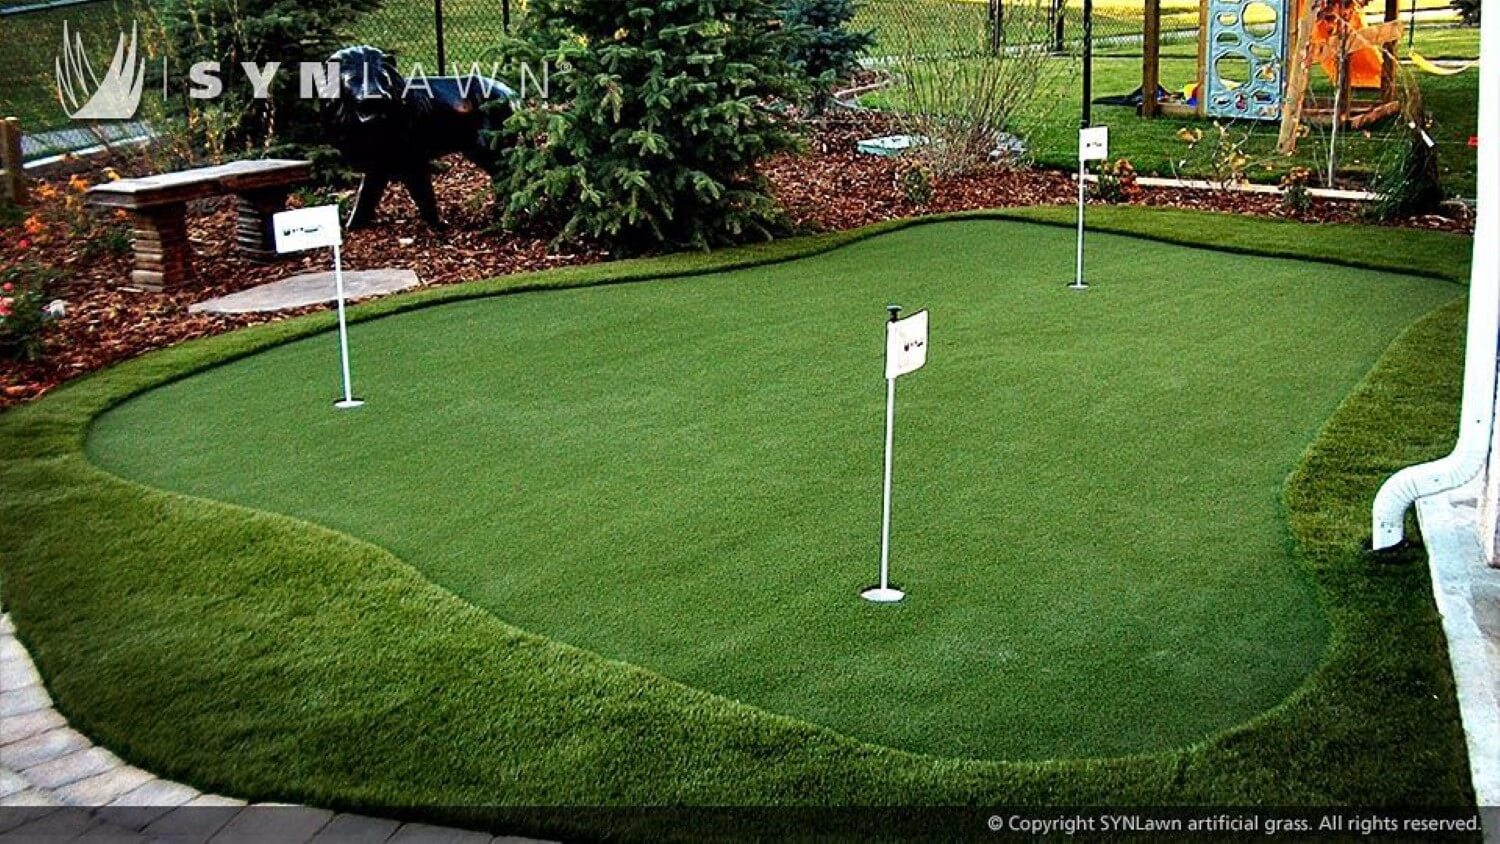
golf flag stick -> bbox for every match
[1074,125,1109,291]
[864,305,928,604]
[331,243,362,410]
[272,205,363,410]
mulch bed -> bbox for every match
[0,112,1475,408]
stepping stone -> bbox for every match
[190,269,421,315]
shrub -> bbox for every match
[1451,0,1479,25]
[1280,167,1315,216]
[1093,158,1139,203]
[779,0,875,114]
[898,164,934,206]
[493,0,806,253]
[149,0,381,157]
[0,264,61,362]
[881,0,1069,178]
[23,173,133,255]
[1366,115,1445,221]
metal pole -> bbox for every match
[864,305,906,604]
[1082,0,1094,127]
[1408,0,1416,49]
[879,374,896,591]
[332,244,363,410]
[434,0,447,76]
[1052,0,1066,54]
[503,0,511,33]
[1072,152,1089,290]
[990,0,1004,54]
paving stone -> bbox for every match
[0,659,40,692]
[54,764,154,806]
[185,794,246,808]
[0,615,13,635]
[0,727,90,772]
[0,789,61,807]
[0,686,50,719]
[0,638,23,662]
[310,813,401,843]
[0,805,95,839]
[0,805,55,835]
[22,747,120,790]
[142,805,242,840]
[389,823,494,843]
[492,838,553,844]
[189,269,422,315]
[109,778,199,808]
[0,770,25,800]
[75,818,153,842]
[98,802,181,833]
[0,707,67,746]
[211,805,333,843]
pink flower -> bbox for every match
[0,299,11,318]
[14,239,29,251]
[1,283,12,293]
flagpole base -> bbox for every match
[1067,281,1090,291]
[334,399,365,410]
[861,587,906,603]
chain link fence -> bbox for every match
[0,0,516,159]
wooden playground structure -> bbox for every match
[1138,0,1405,148]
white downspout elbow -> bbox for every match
[1371,9,1500,551]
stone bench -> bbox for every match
[87,159,312,291]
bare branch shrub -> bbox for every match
[878,0,1074,178]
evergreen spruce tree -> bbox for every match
[494,0,806,253]
[779,0,874,113]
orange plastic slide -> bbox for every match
[1297,0,1386,88]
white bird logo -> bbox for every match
[55,21,146,121]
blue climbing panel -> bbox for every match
[1204,0,1290,120]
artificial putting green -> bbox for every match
[84,219,1459,762]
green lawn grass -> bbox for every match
[0,209,1476,837]
[865,25,1481,196]
[85,220,1457,762]
[1,1,1478,196]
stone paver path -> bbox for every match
[189,269,422,315]
[0,613,549,843]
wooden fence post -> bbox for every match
[1142,0,1162,117]
[1,117,28,206]
[1277,0,1319,154]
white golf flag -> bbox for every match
[273,204,343,254]
[1079,126,1110,162]
[885,310,929,380]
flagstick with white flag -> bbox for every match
[863,304,929,604]
[272,204,363,410]
[1073,125,1109,291]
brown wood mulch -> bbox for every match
[0,113,1474,408]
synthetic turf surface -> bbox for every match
[85,219,1459,761]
